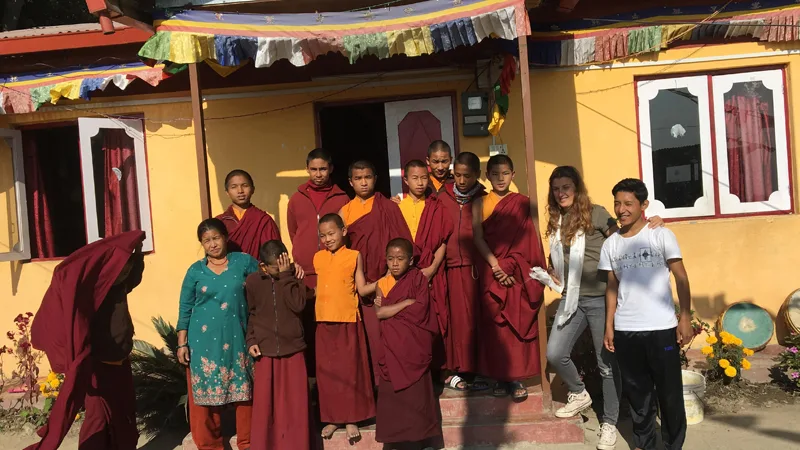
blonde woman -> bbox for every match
[544,166,662,450]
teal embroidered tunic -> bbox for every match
[178,252,258,406]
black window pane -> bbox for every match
[649,88,704,209]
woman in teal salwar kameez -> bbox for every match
[177,218,258,450]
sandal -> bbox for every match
[492,382,509,397]
[444,375,468,392]
[510,381,528,400]
[470,378,490,392]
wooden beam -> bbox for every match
[517,34,552,409]
[189,63,212,220]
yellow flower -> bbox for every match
[722,336,733,345]
[734,338,743,346]
[725,366,737,377]
[719,331,731,339]
[743,348,754,356]
[39,383,47,392]
[706,335,718,345]
[701,346,714,355]
[46,372,57,382]
[719,359,731,369]
[709,352,714,358]
[49,379,60,389]
[742,359,751,370]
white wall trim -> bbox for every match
[534,48,800,73]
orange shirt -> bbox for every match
[398,195,426,240]
[430,177,443,192]
[341,196,374,226]
[233,207,246,221]
[377,274,397,298]
[313,247,360,322]
[482,191,502,222]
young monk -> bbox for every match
[217,169,281,259]
[437,152,487,392]
[287,148,349,376]
[315,213,378,441]
[472,155,546,400]
[427,140,454,194]
[27,231,145,450]
[339,160,413,383]
[246,240,315,450]
[374,238,442,447]
[398,160,451,359]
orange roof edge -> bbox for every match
[0,25,152,56]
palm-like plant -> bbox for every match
[131,316,188,438]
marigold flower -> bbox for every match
[742,359,751,370]
[719,359,731,369]
[46,372,57,382]
[709,352,714,358]
[701,346,713,355]
[722,336,733,345]
[719,331,731,339]
[734,338,743,346]
[49,379,60,389]
[706,335,718,345]
[743,348,754,356]
[725,366,737,377]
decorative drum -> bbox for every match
[717,302,774,351]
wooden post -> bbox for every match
[517,35,552,409]
[189,63,212,219]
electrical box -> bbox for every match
[461,92,490,137]
[489,144,508,156]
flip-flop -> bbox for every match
[444,375,468,392]
[492,382,509,397]
[470,379,490,392]
[510,381,528,400]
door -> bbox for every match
[384,97,455,196]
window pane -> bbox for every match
[90,129,142,239]
[649,88,705,209]
[723,81,778,203]
[0,137,21,254]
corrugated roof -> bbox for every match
[0,22,129,40]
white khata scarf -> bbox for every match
[550,215,586,327]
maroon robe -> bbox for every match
[476,193,546,381]
[376,268,441,444]
[27,231,145,450]
[345,193,413,383]
[217,205,280,259]
[409,196,452,337]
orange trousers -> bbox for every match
[186,370,252,450]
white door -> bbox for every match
[384,97,455,196]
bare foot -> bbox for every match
[345,424,361,441]
[321,424,339,439]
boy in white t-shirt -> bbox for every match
[599,179,693,450]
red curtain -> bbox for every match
[22,132,55,259]
[102,129,141,237]
[397,110,442,194]
[724,94,776,203]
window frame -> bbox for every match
[635,66,795,221]
[0,128,31,262]
[78,117,155,252]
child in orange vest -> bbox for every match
[314,213,377,442]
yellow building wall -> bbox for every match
[526,41,800,345]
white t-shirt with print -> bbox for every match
[598,225,682,332]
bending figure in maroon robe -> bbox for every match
[339,160,413,384]
[374,238,442,446]
[473,155,545,400]
[27,231,146,450]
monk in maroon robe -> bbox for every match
[27,231,146,450]
[217,169,281,259]
[375,239,441,446]
[473,155,545,399]
[340,160,413,384]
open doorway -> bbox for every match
[317,95,457,198]
[318,103,391,198]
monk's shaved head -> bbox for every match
[259,240,288,265]
[454,152,480,174]
[386,238,413,258]
[348,160,377,179]
[319,213,345,229]
[487,154,514,172]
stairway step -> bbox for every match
[182,416,584,450]
[438,386,546,421]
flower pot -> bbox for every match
[682,370,706,425]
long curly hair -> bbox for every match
[546,166,594,244]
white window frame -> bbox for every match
[78,118,154,252]
[637,76,716,219]
[0,128,31,261]
[711,69,792,215]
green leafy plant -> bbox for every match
[773,333,800,390]
[701,330,753,383]
[130,317,188,438]
[675,306,711,368]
